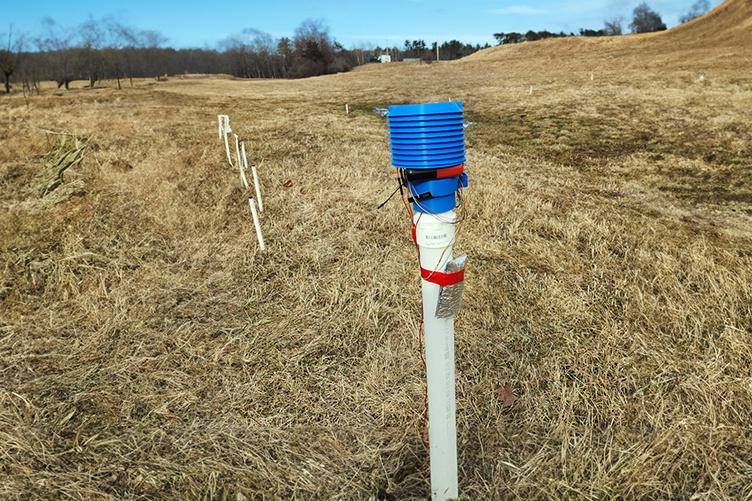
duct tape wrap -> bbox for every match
[435,255,467,319]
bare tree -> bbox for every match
[630,3,667,33]
[35,17,75,89]
[107,21,166,86]
[0,25,25,93]
[248,29,278,78]
[291,19,338,78]
[604,17,624,36]
[277,37,292,75]
[350,42,375,66]
[78,16,107,88]
[680,0,711,23]
[219,28,290,79]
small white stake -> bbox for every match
[529,86,533,95]
[223,117,233,166]
[239,142,250,189]
[234,134,242,173]
[345,103,349,115]
[250,163,264,213]
[590,72,594,81]
[248,197,265,251]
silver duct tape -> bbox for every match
[435,255,467,319]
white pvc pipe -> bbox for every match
[414,210,458,501]
[218,114,229,140]
[239,142,250,189]
[223,124,233,166]
[234,134,242,172]
[240,138,263,212]
[250,163,264,213]
[248,197,265,251]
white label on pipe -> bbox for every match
[416,220,454,249]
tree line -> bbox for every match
[0,1,715,94]
[1,17,396,93]
[1,16,492,94]
[398,39,490,61]
[493,1,711,46]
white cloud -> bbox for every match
[490,5,547,15]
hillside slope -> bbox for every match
[669,0,752,45]
[462,0,751,73]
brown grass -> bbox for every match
[1,1,752,498]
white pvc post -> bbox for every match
[223,117,233,166]
[239,142,250,189]
[234,134,242,172]
[414,210,458,501]
[250,163,264,213]
[248,197,265,251]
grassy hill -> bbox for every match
[1,1,751,498]
[464,0,752,72]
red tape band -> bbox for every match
[436,165,464,179]
[421,267,465,287]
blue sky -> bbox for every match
[3,0,723,48]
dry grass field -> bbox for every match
[1,1,751,498]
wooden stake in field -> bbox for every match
[248,197,265,251]
[345,103,349,115]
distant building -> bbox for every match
[378,54,392,63]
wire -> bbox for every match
[377,184,401,209]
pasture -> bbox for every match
[1,2,751,498]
